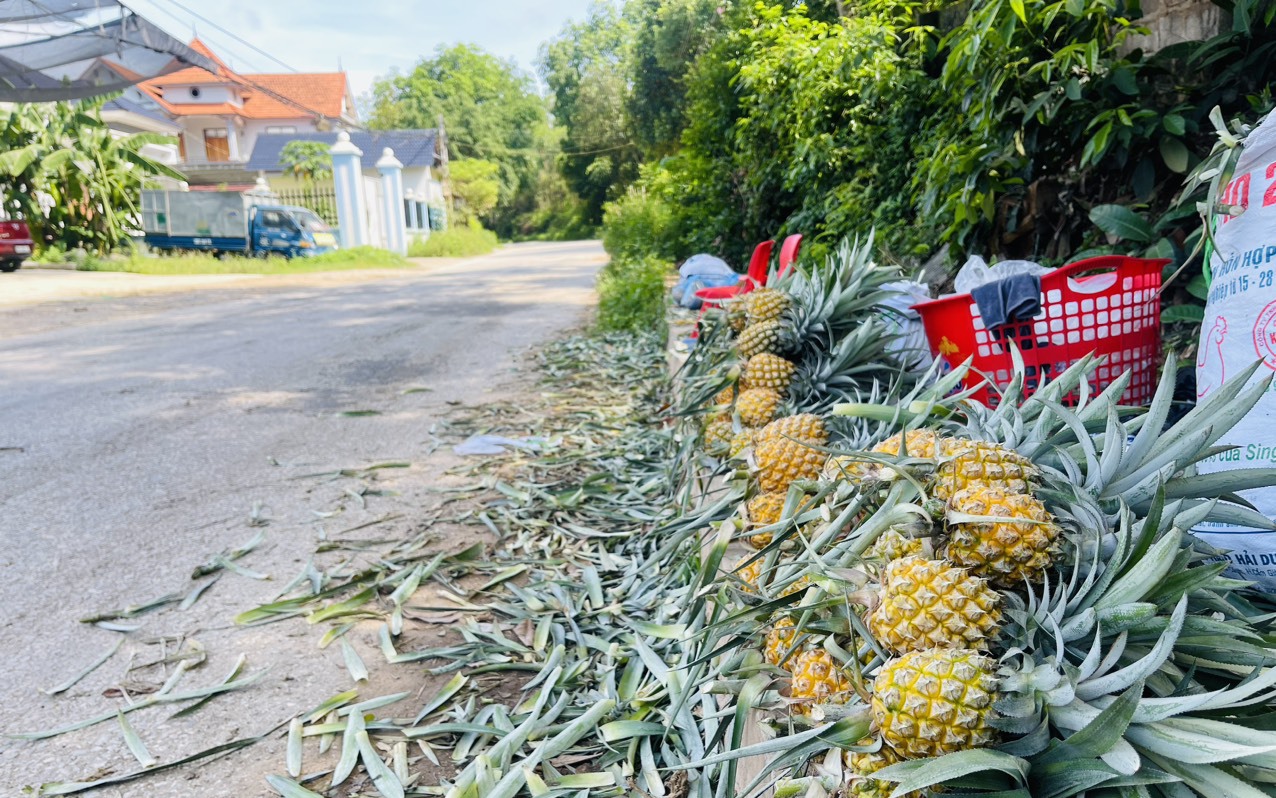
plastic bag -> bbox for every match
[879,280,934,371]
[1193,110,1276,589]
[953,255,1051,294]
[670,254,740,308]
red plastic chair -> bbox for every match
[778,233,802,272]
[694,240,775,310]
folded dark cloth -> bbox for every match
[971,273,1042,328]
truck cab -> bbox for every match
[251,206,337,257]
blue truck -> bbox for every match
[141,190,337,257]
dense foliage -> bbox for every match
[0,98,184,254]
[546,0,1276,303]
[596,254,668,335]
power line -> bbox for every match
[118,0,272,74]
[143,0,300,73]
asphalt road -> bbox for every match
[0,241,605,795]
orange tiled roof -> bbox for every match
[137,38,349,121]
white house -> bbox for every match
[245,130,447,210]
[83,39,358,188]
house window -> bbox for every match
[204,128,230,162]
[265,125,297,135]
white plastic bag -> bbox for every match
[879,280,934,371]
[953,255,1051,295]
[1193,110,1276,588]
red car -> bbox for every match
[0,220,32,271]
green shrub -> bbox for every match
[597,255,668,336]
[601,185,678,262]
[409,226,500,258]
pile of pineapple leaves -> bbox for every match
[29,259,1276,797]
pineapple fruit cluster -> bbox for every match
[681,238,1276,797]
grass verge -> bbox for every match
[597,254,668,337]
[408,226,499,258]
[79,246,410,275]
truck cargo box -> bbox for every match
[141,190,254,238]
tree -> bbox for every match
[448,158,501,224]
[0,98,185,253]
[368,44,547,235]
[279,140,332,185]
[539,1,641,225]
[625,0,722,158]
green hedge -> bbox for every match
[597,255,667,337]
[408,226,499,258]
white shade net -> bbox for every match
[0,0,216,101]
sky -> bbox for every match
[123,0,597,100]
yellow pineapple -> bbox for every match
[712,386,737,407]
[867,528,929,563]
[737,320,785,358]
[763,617,798,668]
[737,387,782,427]
[872,429,960,460]
[729,427,760,458]
[757,413,826,444]
[822,453,873,484]
[945,487,1059,586]
[731,556,764,592]
[844,739,922,798]
[932,441,1038,502]
[745,287,791,324]
[789,649,851,713]
[744,353,796,394]
[746,491,785,549]
[872,648,999,758]
[868,557,1001,655]
[756,414,829,493]
[703,419,733,454]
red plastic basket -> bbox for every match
[913,256,1167,407]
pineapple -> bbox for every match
[712,386,737,407]
[737,387,782,427]
[729,427,759,458]
[945,487,1059,586]
[844,740,922,798]
[757,413,826,444]
[756,414,829,494]
[736,320,785,359]
[703,419,734,454]
[763,617,798,668]
[757,438,828,494]
[822,453,873,484]
[746,491,786,549]
[746,287,791,324]
[745,491,813,549]
[932,441,1038,502]
[872,648,998,758]
[872,429,959,460]
[744,353,797,394]
[731,556,764,591]
[868,557,1001,655]
[867,528,929,563]
[789,648,851,712]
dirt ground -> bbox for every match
[0,241,605,796]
